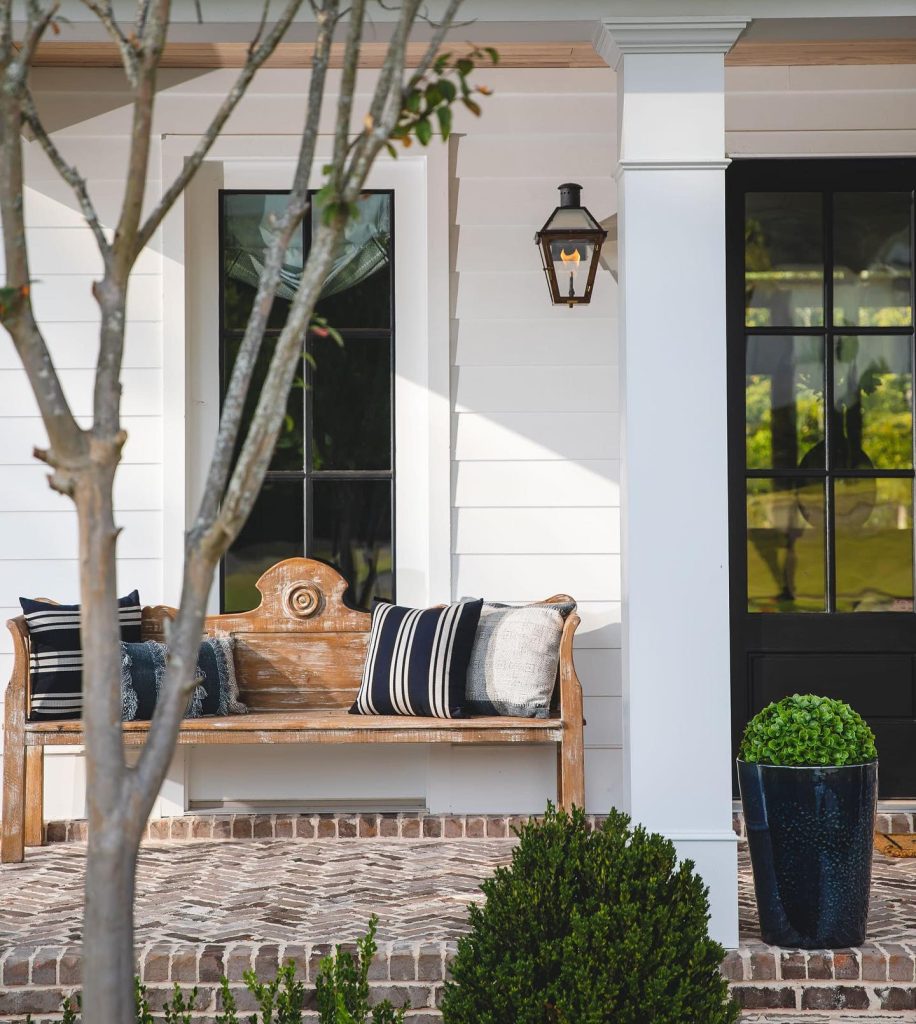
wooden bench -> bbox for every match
[1,558,585,863]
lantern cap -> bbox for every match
[558,183,582,209]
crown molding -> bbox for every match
[594,16,750,68]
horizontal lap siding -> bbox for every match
[0,125,163,797]
[450,89,620,811]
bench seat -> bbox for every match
[2,557,585,863]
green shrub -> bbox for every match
[315,915,407,1024]
[739,693,877,767]
[441,805,738,1024]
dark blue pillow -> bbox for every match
[350,599,483,719]
[21,590,141,720]
[120,637,245,721]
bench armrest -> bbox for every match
[557,611,583,725]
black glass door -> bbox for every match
[727,159,916,796]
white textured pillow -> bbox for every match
[464,601,575,718]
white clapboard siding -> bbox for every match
[454,318,617,367]
[574,601,622,650]
[456,270,617,320]
[728,129,916,158]
[0,226,160,277]
[456,133,613,180]
[455,364,618,414]
[583,696,622,748]
[0,322,162,370]
[453,507,619,555]
[454,460,619,508]
[586,749,624,809]
[0,465,162,512]
[456,176,615,228]
[0,368,161,417]
[726,90,916,133]
[453,554,620,603]
[24,180,161,229]
[23,135,161,182]
[455,412,619,462]
[0,416,161,465]
[0,558,161,604]
[29,274,160,323]
[0,510,163,561]
[575,648,622,698]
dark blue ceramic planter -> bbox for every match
[737,759,878,949]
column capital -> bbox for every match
[594,16,749,68]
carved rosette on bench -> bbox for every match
[1,558,586,863]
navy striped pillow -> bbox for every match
[351,600,483,719]
[20,591,142,720]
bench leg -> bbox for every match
[558,731,585,814]
[24,747,44,848]
[1,714,26,863]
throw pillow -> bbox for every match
[350,599,483,719]
[21,590,142,720]
[464,601,576,718]
[120,636,246,721]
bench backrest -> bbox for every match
[143,559,372,713]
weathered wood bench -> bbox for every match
[1,558,585,862]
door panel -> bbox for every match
[728,160,916,798]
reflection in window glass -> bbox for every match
[311,480,393,609]
[833,336,913,470]
[833,192,913,328]
[745,193,824,328]
[747,478,826,613]
[746,336,824,470]
[224,480,305,613]
[835,478,914,612]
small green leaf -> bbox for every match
[438,79,457,102]
[384,142,399,160]
[462,97,482,117]
[405,89,422,114]
[436,105,452,140]
[456,57,474,76]
[415,117,432,146]
[485,46,500,64]
[425,82,443,107]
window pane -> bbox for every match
[833,335,914,470]
[310,334,391,471]
[745,192,824,328]
[746,335,824,470]
[314,193,392,329]
[747,478,826,612]
[835,478,914,612]
[223,341,304,472]
[223,480,304,613]
[310,479,392,610]
[222,193,302,331]
[833,192,913,327]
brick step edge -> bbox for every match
[730,982,916,1013]
[733,809,916,838]
[29,812,610,844]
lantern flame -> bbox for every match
[559,248,581,268]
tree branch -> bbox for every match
[15,0,60,74]
[20,88,112,261]
[330,0,365,181]
[78,0,139,86]
[132,0,306,258]
[191,0,339,536]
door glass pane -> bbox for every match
[223,479,305,613]
[311,334,391,471]
[833,335,914,470]
[835,477,914,612]
[222,193,302,331]
[746,335,824,470]
[310,479,392,610]
[745,193,824,328]
[747,478,826,612]
[833,192,913,327]
[314,193,392,329]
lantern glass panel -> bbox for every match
[549,238,596,301]
[545,207,597,231]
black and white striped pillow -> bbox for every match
[20,591,142,720]
[350,600,483,719]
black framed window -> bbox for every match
[740,174,915,613]
[218,189,395,613]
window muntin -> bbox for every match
[219,189,395,613]
[743,188,916,613]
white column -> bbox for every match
[596,16,748,949]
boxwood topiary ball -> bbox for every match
[739,693,876,767]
